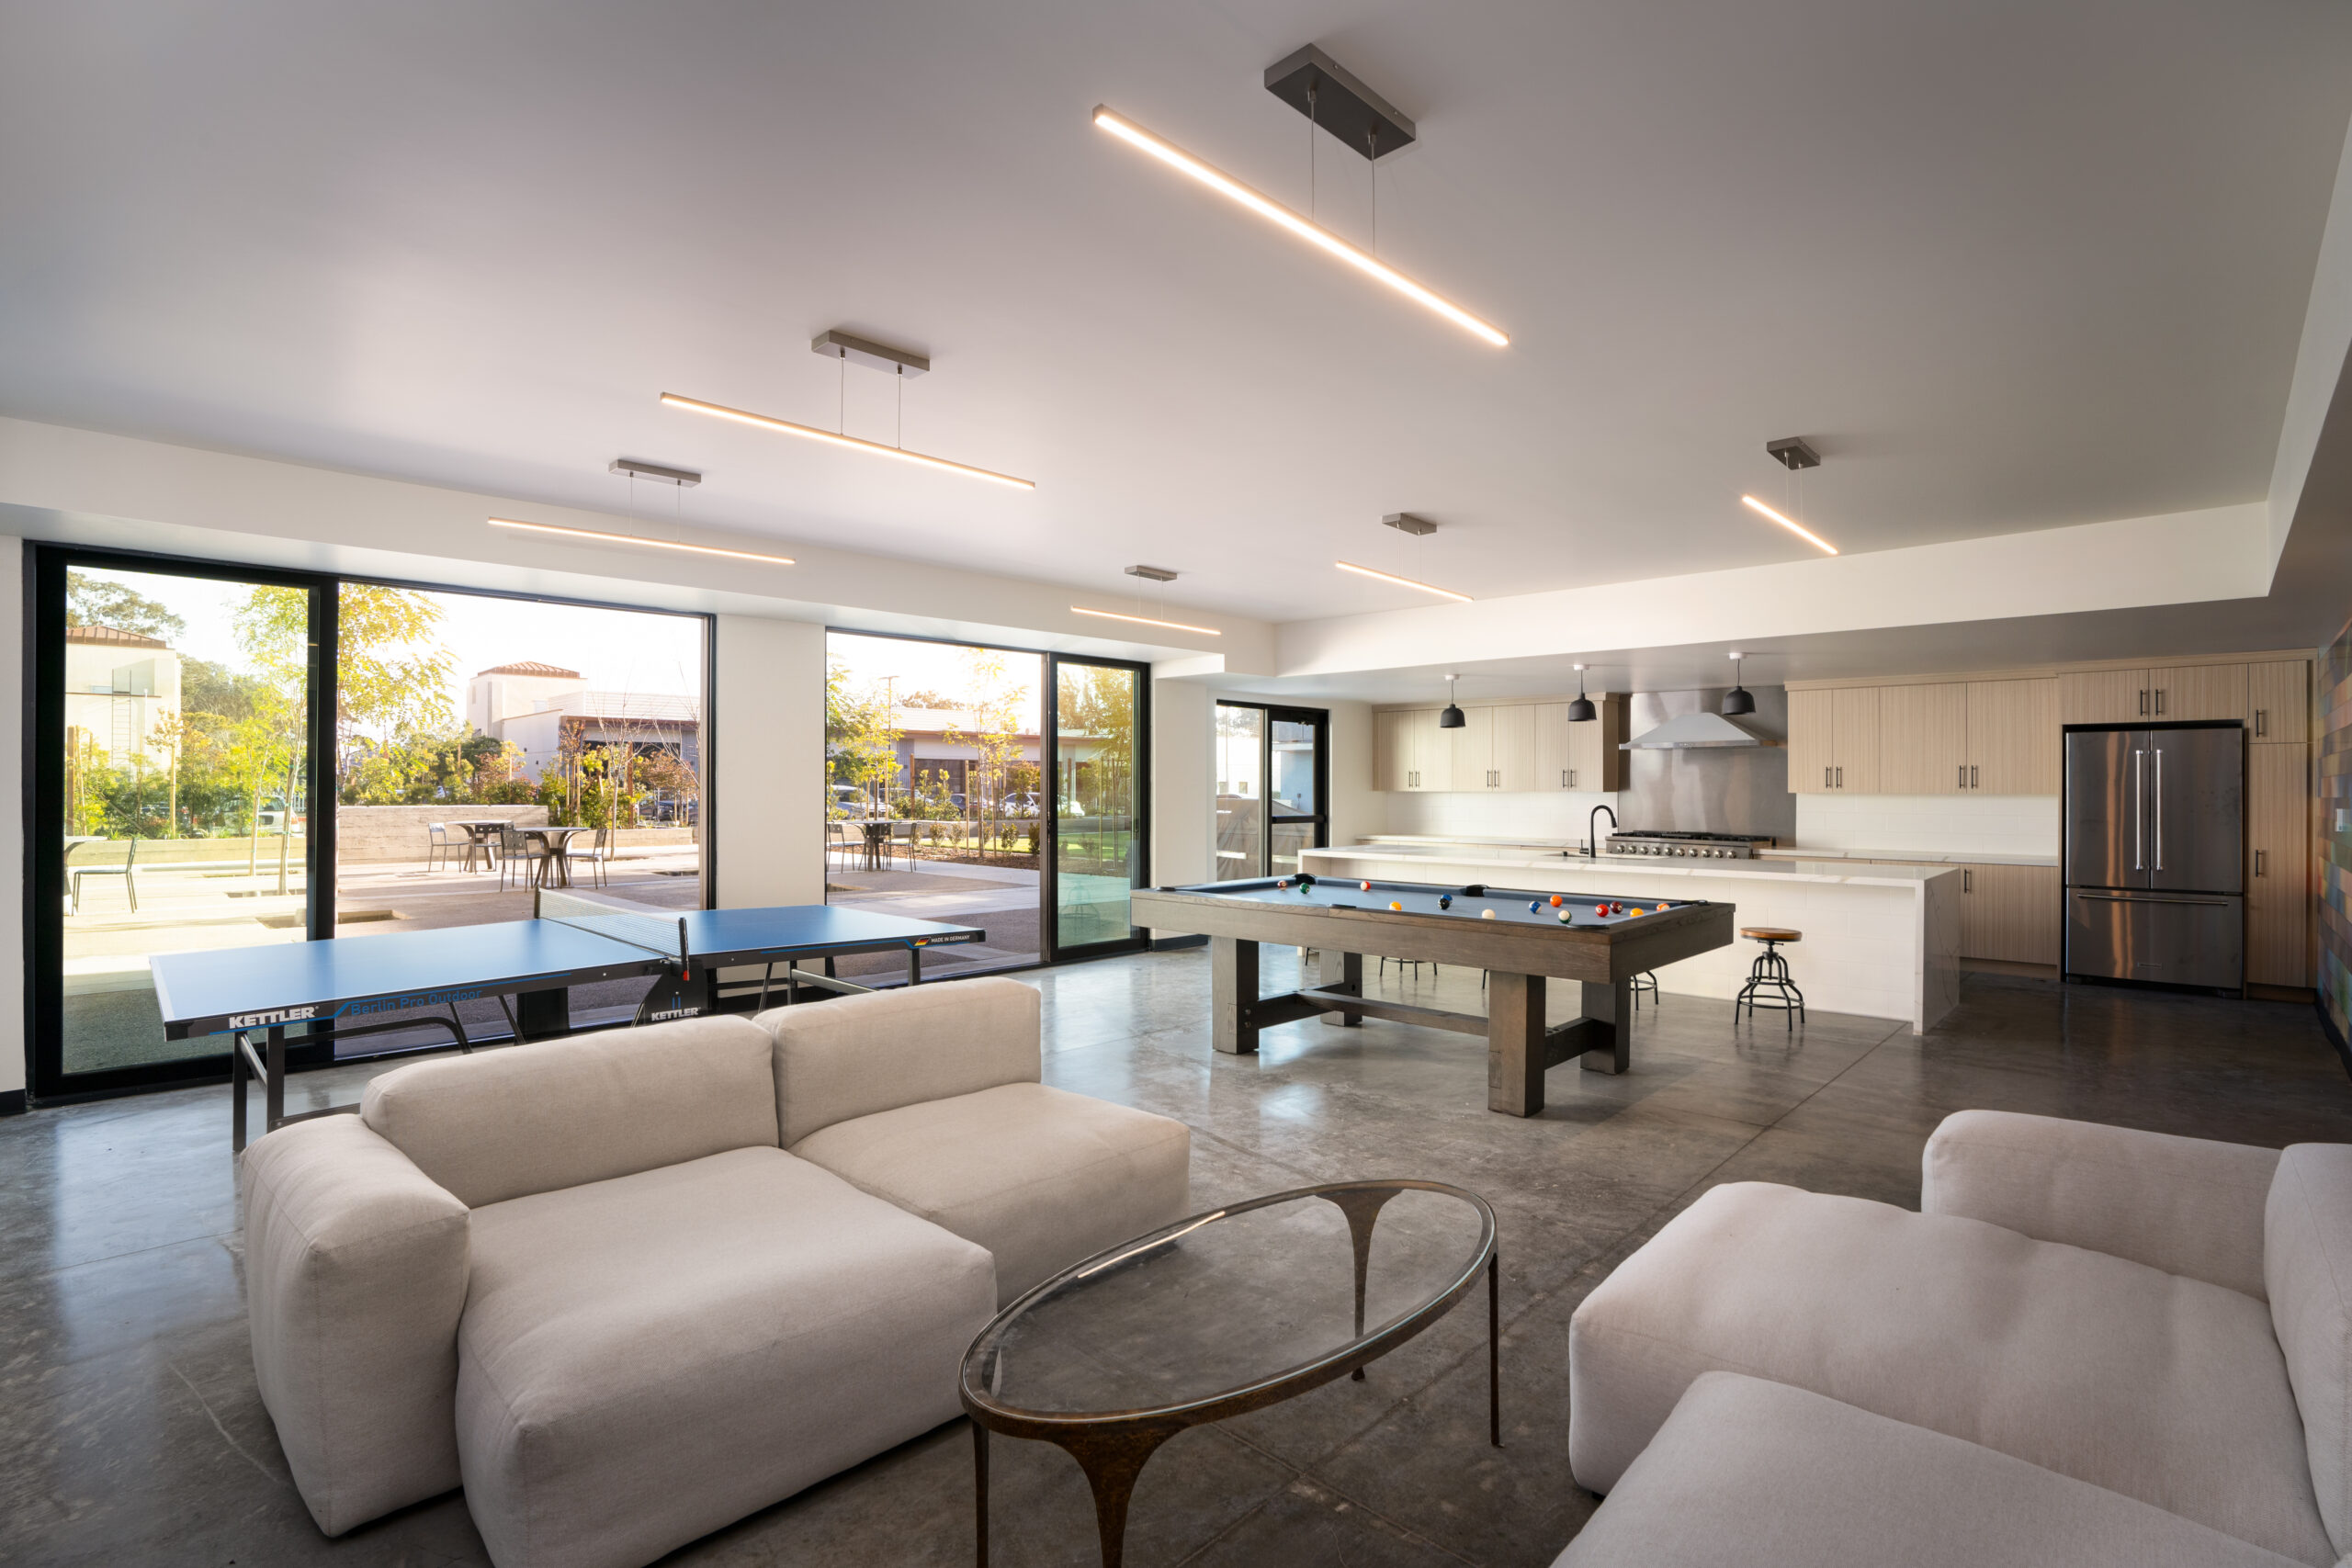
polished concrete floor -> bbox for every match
[6,953,2352,1567]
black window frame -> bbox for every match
[23,541,717,1106]
[1214,700,1329,876]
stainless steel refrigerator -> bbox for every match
[2064,725,2244,990]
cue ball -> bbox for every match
[1480,908,1497,919]
[1388,900,1402,910]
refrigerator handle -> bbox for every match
[2153,748,2164,873]
[2132,749,2144,871]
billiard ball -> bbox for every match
[1438,895,1453,909]
[1361,880,1372,892]
[1549,895,1564,908]
[1388,900,1402,911]
[1480,908,1497,919]
[1556,908,1573,923]
[1297,874,1316,888]
[1275,879,1289,889]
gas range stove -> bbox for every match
[1600,830,1778,861]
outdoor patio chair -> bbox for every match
[562,825,613,888]
[496,823,548,892]
[825,820,852,872]
[69,836,138,915]
[425,822,452,871]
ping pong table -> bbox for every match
[148,889,986,1151]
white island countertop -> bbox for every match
[1298,842,1960,1033]
[1756,847,2058,868]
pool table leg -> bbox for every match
[1317,948,1363,1027]
[1578,978,1633,1074]
[1487,972,1548,1115]
[1213,936,1261,1055]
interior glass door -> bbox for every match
[1047,657,1148,955]
[33,553,325,1098]
[1267,707,1328,875]
[1214,703,1266,878]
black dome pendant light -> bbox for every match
[1439,672,1466,728]
[1566,663,1597,723]
[1722,651,1756,716]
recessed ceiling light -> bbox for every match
[1740,495,1838,556]
[1091,107,1509,348]
[1070,606,1221,636]
[1335,560,1472,603]
[659,392,1035,491]
[487,517,796,567]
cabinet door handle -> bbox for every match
[1836,766,1844,788]
[2256,709,2267,739]
[2256,849,2267,877]
[1957,763,1965,789]
[1963,869,1972,893]
[1971,765,1978,789]
[2155,688,2165,716]
[1826,766,1833,788]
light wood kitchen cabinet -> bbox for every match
[2060,669,2148,725]
[1446,705,1541,793]
[1493,705,1538,792]
[2247,744,2311,987]
[2250,661,2310,743]
[1790,687,1879,793]
[2146,663,2246,723]
[1375,708,1453,792]
[1956,863,2062,964]
[1878,683,1967,795]
[1532,695,1628,791]
[1965,678,2060,794]
[1448,706,1496,790]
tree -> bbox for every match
[67,570,186,639]
[236,583,456,802]
[824,658,901,811]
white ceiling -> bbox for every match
[4,1,2350,627]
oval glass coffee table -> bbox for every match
[960,1179,1498,1566]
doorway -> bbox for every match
[1215,702,1329,877]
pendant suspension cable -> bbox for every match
[1367,127,1378,251]
[1307,79,1318,220]
[838,349,846,434]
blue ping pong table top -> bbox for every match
[149,903,985,1039]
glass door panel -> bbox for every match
[1051,659,1143,953]
[1215,703,1266,880]
[48,562,319,1086]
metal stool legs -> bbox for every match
[1733,941,1804,1031]
[1630,972,1658,1010]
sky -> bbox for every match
[828,630,1041,720]
[78,566,705,725]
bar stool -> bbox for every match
[1631,971,1659,1010]
[1734,928,1804,1031]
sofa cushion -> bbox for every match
[791,1081,1191,1304]
[239,1114,469,1537]
[2267,1143,2352,1556]
[1569,1181,2333,1565]
[1555,1371,2308,1568]
[758,976,1040,1146]
[456,1145,995,1568]
[361,1015,778,1207]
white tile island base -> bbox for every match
[1296,847,1962,1034]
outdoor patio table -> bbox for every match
[447,818,512,874]
[523,825,589,887]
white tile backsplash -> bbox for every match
[1381,790,1623,844]
[1796,793,2060,856]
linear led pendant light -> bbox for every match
[1337,512,1471,602]
[1742,436,1838,555]
[1072,563,1221,636]
[488,517,797,567]
[1091,100,1508,348]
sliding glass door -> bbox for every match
[31,552,329,1099]
[1214,701,1328,877]
[1046,656,1149,958]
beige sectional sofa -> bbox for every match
[238,977,1190,1568]
[1560,1111,2351,1567]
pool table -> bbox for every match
[1130,874,1736,1115]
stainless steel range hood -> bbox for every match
[1620,711,1770,750]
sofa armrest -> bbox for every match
[758,975,1042,1145]
[1920,1110,2277,1298]
[241,1114,469,1535]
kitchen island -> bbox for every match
[1297,843,1961,1033]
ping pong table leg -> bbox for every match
[266,1025,287,1137]
[231,1029,248,1153]
[909,945,922,986]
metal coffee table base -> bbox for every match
[965,1182,1499,1567]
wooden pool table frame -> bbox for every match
[1130,881,1736,1116]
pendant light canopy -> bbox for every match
[1439,672,1466,729]
[1722,651,1757,716]
[1566,663,1597,723]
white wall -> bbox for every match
[1380,789,1623,845]
[0,542,20,1101]
[1323,700,1384,847]
[1148,679,1211,931]
[1795,794,2062,857]
[711,615,826,909]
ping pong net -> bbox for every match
[537,887,690,972]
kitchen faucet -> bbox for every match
[1587,804,1616,859]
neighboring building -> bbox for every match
[467,662,702,779]
[64,625,182,765]
[840,705,1119,807]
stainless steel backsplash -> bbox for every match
[1618,686,1796,841]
